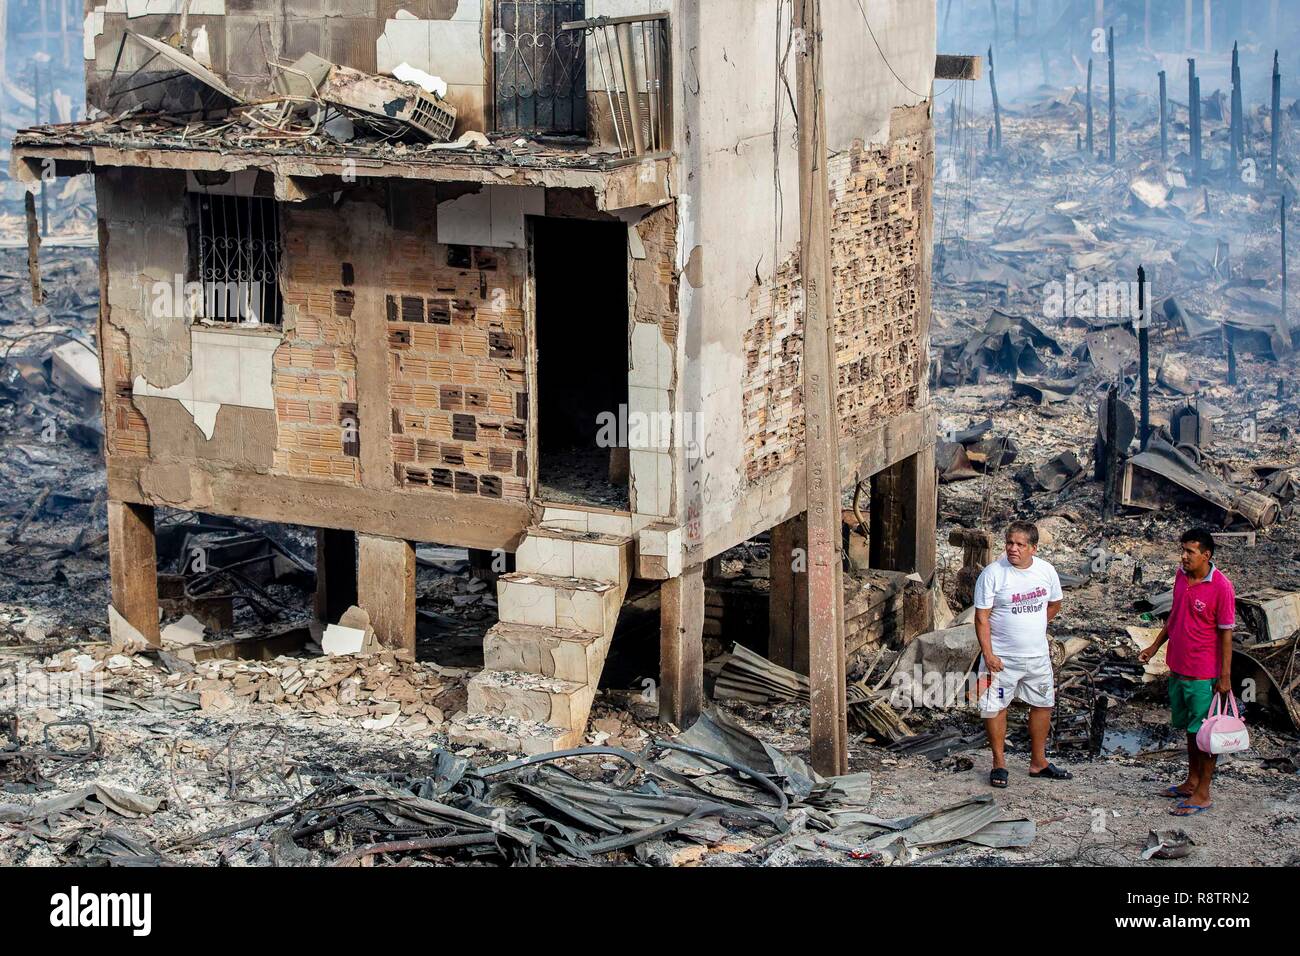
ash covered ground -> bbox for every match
[2,72,1300,866]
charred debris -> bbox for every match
[1,2,1300,868]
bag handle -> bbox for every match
[1206,691,1240,719]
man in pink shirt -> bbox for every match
[1139,528,1235,816]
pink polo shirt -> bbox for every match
[1165,564,1235,680]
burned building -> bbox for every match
[12,0,945,760]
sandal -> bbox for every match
[1029,763,1073,780]
[990,768,1009,788]
[1159,785,1192,799]
[1169,801,1212,816]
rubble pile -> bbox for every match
[31,632,470,736]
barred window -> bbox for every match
[189,193,284,326]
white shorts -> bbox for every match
[978,654,1056,716]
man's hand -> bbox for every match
[1216,675,1232,695]
[1138,645,1157,664]
[984,653,1004,674]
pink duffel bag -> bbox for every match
[1196,693,1250,755]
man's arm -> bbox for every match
[1045,599,1062,624]
[1137,623,1169,663]
[1216,627,1233,695]
[975,607,1002,672]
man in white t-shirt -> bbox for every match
[973,520,1070,788]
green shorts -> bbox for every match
[1169,675,1215,734]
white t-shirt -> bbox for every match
[973,556,1063,657]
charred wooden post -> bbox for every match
[988,46,1002,152]
[356,534,416,652]
[1103,385,1122,518]
[1273,51,1282,177]
[768,512,809,674]
[1159,69,1168,162]
[1188,59,1202,176]
[1230,41,1242,172]
[1107,27,1116,163]
[659,564,704,727]
[25,191,42,306]
[1226,326,1238,386]
[1086,57,1094,156]
[869,446,938,583]
[108,501,161,644]
[1138,265,1150,447]
[949,528,993,608]
[1284,194,1290,330]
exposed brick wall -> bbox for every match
[385,239,529,502]
[740,126,930,483]
[633,204,679,341]
[105,324,150,458]
[742,256,803,482]
[275,209,361,483]
[829,132,928,436]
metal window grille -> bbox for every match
[190,193,284,326]
[494,0,588,135]
[565,13,670,157]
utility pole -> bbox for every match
[794,0,847,778]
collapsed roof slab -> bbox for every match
[10,128,673,213]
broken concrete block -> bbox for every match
[107,604,151,654]
[199,688,235,713]
[161,614,206,647]
[49,341,102,397]
[322,624,370,657]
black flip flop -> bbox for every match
[1029,763,1073,780]
[990,768,1009,788]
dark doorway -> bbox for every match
[533,217,629,509]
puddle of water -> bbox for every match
[1102,729,1150,755]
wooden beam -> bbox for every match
[356,533,416,652]
[768,512,809,674]
[934,54,981,80]
[315,528,357,624]
[659,563,704,727]
[106,461,530,552]
[107,500,160,644]
[795,0,848,778]
[869,445,938,583]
